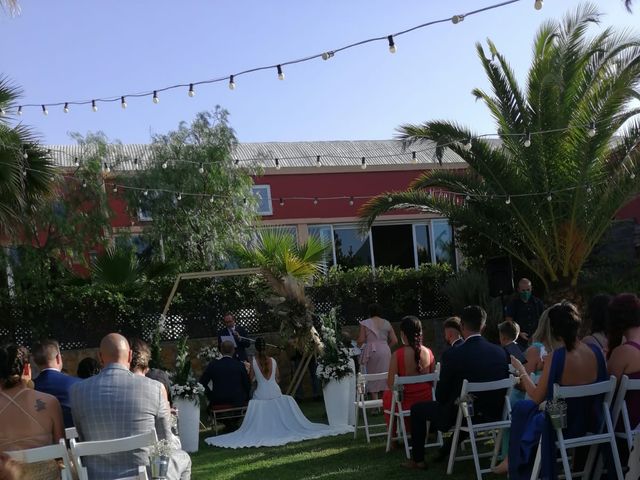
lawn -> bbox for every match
[190,400,500,480]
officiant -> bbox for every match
[217,313,251,362]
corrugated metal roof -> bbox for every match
[46,139,465,171]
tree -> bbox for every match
[360,4,640,294]
[0,76,55,235]
[123,108,258,269]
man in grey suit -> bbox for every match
[70,333,191,480]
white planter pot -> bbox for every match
[323,376,352,427]
[174,398,200,453]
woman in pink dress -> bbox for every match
[357,304,398,399]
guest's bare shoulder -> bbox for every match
[22,389,60,412]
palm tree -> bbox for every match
[360,4,640,295]
[0,76,54,234]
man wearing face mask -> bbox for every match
[504,278,544,348]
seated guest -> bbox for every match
[498,321,527,364]
[76,357,100,379]
[606,294,640,439]
[582,293,611,353]
[128,338,173,405]
[382,316,434,434]
[70,334,191,480]
[500,302,610,479]
[522,307,559,379]
[0,344,64,480]
[443,316,463,349]
[32,339,81,428]
[408,306,509,470]
[200,341,251,410]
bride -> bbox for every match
[205,338,351,448]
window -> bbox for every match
[413,224,432,266]
[309,225,336,268]
[371,224,414,268]
[432,220,456,268]
[251,185,273,216]
[260,225,297,243]
[333,226,372,268]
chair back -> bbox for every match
[65,427,78,440]
[394,362,441,387]
[553,376,616,404]
[6,439,73,480]
[458,376,516,422]
[611,375,640,449]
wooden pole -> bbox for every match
[286,351,313,396]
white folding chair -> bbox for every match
[611,374,640,451]
[64,427,78,440]
[447,376,515,480]
[6,439,73,480]
[353,372,387,442]
[70,429,157,480]
[530,376,623,480]
[385,363,442,459]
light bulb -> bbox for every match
[505,196,511,205]
[465,194,471,201]
[349,197,354,206]
[63,103,69,113]
[0,107,4,117]
[229,75,236,90]
[199,163,205,174]
[82,179,87,188]
[361,157,367,170]
[321,52,334,61]
[177,193,182,201]
[134,158,138,169]
[279,198,284,206]
[586,185,592,194]
[144,189,149,196]
[452,14,464,24]
[316,155,321,168]
[277,65,285,81]
[547,193,552,202]
[42,105,48,116]
[588,121,596,138]
[387,35,396,54]
[113,185,118,193]
[275,158,281,170]
[121,97,127,109]
[534,0,543,10]
[162,161,168,169]
[462,139,472,151]
[387,196,393,203]
[22,168,27,177]
[524,133,532,147]
[412,151,417,163]
[92,100,98,112]
[104,163,111,173]
[74,157,79,167]
[17,106,22,116]
[153,91,159,104]
[209,195,215,203]
[23,152,28,159]
[313,197,318,205]
[631,173,637,180]
[188,84,195,97]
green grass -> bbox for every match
[190,401,500,480]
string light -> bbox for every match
[22,167,27,177]
[0,107,4,116]
[505,196,511,204]
[73,157,79,167]
[63,103,69,114]
[387,35,397,54]
[92,100,98,112]
[316,155,322,168]
[277,65,285,81]
[321,51,334,61]
[534,0,543,10]
[17,106,22,116]
[387,196,393,202]
[143,188,149,196]
[279,198,284,206]
[22,151,28,160]
[524,132,531,148]
[275,158,281,170]
[313,197,319,205]
[412,151,417,164]
[82,179,87,188]
[631,173,637,180]
[112,184,118,193]
[228,75,236,90]
[209,195,215,203]
[133,158,139,169]
[349,197,354,206]
[121,97,127,109]
[465,194,471,201]
[152,91,160,104]
[361,157,367,170]
[546,193,552,202]
[586,185,592,194]
[188,84,195,97]
[462,139,472,151]
[162,161,168,169]
[198,163,205,174]
[588,121,596,138]
[176,193,182,201]
[452,14,464,24]
[41,105,48,116]
[104,163,111,173]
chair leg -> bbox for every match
[582,444,598,479]
[363,407,371,443]
[399,414,410,459]
[447,424,461,475]
[608,434,624,480]
[466,426,483,480]
[386,404,396,453]
[556,430,573,480]
[530,440,542,480]
[490,428,504,469]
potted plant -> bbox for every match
[149,439,173,479]
[316,309,355,427]
[170,337,204,453]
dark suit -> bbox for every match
[34,368,81,428]
[217,326,251,362]
[410,335,510,462]
[200,356,251,408]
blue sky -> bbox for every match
[1,0,637,145]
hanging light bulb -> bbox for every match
[534,0,543,10]
[546,193,552,202]
[631,172,637,180]
[277,65,285,81]
[275,158,281,170]
[465,194,471,201]
[451,14,464,24]
[234,158,239,166]
[228,75,236,90]
[587,121,596,138]
[74,157,80,167]
[505,196,511,205]
[22,151,28,160]
[17,106,22,116]
[0,107,5,117]
[524,132,532,148]
[316,155,322,168]
[112,184,118,193]
[176,193,182,201]
[91,100,97,112]
[387,35,397,54]
[321,51,334,61]
[42,105,48,116]
[387,196,393,203]
[143,188,149,197]
[349,196,354,206]
[153,91,160,104]
[243,197,247,206]
[133,158,139,169]
[82,179,87,188]
[188,84,195,97]
[313,197,319,205]
[279,198,284,206]
[63,103,69,113]
[586,185,592,194]
[104,163,111,173]
[462,139,472,151]
[209,195,215,203]
[412,151,417,163]
[361,157,367,170]
[162,161,168,169]
[22,168,27,177]
[121,96,127,109]
[198,163,205,174]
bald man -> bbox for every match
[70,334,191,480]
[505,278,545,347]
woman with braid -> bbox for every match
[382,316,435,433]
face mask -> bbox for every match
[520,291,532,302]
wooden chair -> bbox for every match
[6,439,73,480]
[446,376,515,480]
[385,363,442,459]
[353,372,387,442]
[209,404,248,434]
[69,429,157,480]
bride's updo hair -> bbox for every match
[0,344,29,389]
[254,338,270,378]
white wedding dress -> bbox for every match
[205,357,351,448]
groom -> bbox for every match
[217,313,251,362]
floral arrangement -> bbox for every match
[315,309,353,384]
[197,345,222,363]
[150,439,174,459]
[545,397,568,429]
[171,337,205,404]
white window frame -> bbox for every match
[308,224,337,266]
[251,185,273,216]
